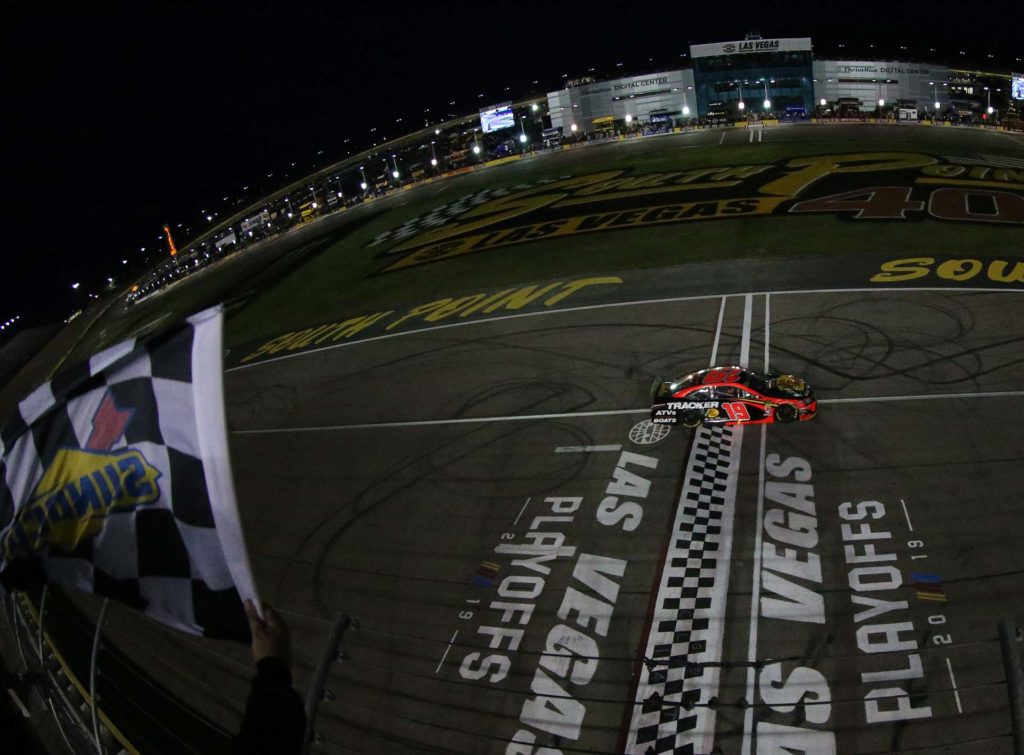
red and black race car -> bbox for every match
[650,365,817,427]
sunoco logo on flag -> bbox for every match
[0,306,258,640]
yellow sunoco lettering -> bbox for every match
[870,258,934,283]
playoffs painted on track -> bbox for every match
[226,286,1024,754]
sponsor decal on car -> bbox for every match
[668,401,720,410]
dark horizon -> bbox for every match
[2,0,1020,328]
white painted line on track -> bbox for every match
[231,407,645,434]
[232,389,1024,435]
[740,294,752,366]
[695,294,752,754]
[718,130,727,145]
[228,286,1023,372]
[945,657,963,713]
[434,630,458,674]
[553,444,622,453]
[742,296,771,755]
[741,423,768,755]
[900,498,914,532]
[708,296,727,365]
[512,497,531,526]
[820,390,1024,405]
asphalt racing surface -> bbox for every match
[221,284,1024,754]
[10,123,1024,755]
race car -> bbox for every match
[650,365,817,427]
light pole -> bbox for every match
[472,128,482,159]
[391,155,400,180]
[986,86,993,115]
[930,81,940,111]
[763,79,773,112]
[737,81,745,113]
[430,141,439,169]
[359,166,368,192]
[519,117,528,152]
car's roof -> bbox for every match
[672,365,752,388]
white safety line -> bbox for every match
[695,296,752,753]
[708,296,727,365]
[739,294,752,366]
[945,657,963,713]
[820,390,1024,404]
[718,130,727,145]
[228,286,1023,372]
[231,389,1024,435]
[741,424,767,755]
[553,444,622,453]
[231,407,645,434]
[434,630,459,674]
[512,497,531,526]
[900,498,914,532]
[742,295,771,755]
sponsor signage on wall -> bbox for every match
[690,37,812,58]
[829,62,937,76]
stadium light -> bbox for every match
[531,103,539,112]
[472,144,481,154]
[820,98,827,106]
[71,282,80,290]
[570,123,577,132]
[738,101,745,111]
[625,113,633,123]
[878,98,885,107]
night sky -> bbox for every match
[2,0,1019,327]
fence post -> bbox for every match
[90,599,111,754]
[302,614,352,754]
[999,620,1024,755]
[37,585,49,664]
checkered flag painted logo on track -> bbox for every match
[0,306,257,640]
[627,424,743,754]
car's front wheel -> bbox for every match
[681,409,703,428]
[775,403,798,423]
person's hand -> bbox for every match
[243,600,291,665]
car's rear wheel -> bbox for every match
[775,403,798,423]
[681,409,703,428]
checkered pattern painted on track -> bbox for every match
[627,424,743,754]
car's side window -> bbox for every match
[689,388,713,400]
[717,386,740,398]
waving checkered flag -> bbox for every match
[0,306,257,640]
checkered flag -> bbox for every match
[0,306,257,640]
